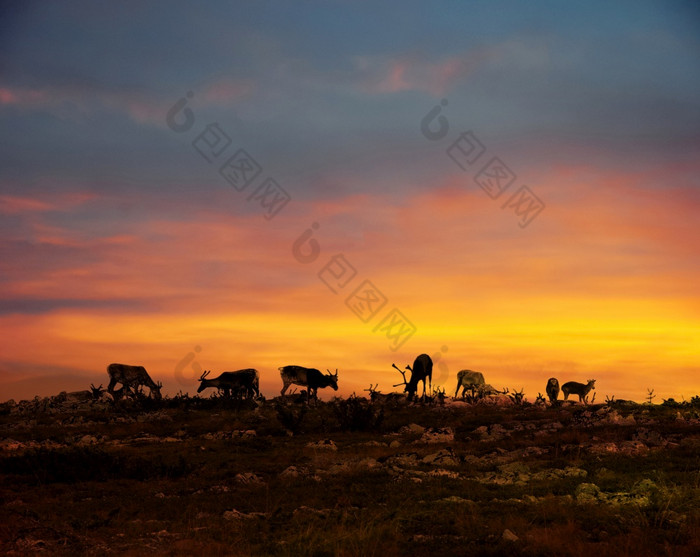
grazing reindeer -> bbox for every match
[454,369,486,399]
[364,384,406,405]
[279,366,338,400]
[561,379,596,404]
[546,377,560,405]
[59,384,103,404]
[197,369,259,399]
[392,354,433,401]
[107,363,162,401]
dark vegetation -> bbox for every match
[1,393,699,556]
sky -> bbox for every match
[1,0,699,402]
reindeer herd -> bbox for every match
[100,354,597,407]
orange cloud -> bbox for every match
[0,161,698,402]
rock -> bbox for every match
[439,496,474,504]
[279,466,320,482]
[589,442,618,455]
[293,506,329,518]
[633,428,666,447]
[223,509,265,520]
[502,529,519,542]
[422,448,460,467]
[232,429,257,438]
[357,457,381,469]
[604,410,636,426]
[416,427,454,444]
[618,440,648,455]
[389,440,401,448]
[78,435,98,446]
[0,439,23,452]
[306,439,337,451]
[279,466,302,479]
[401,423,425,435]
[326,462,352,475]
[235,472,265,485]
[386,453,420,468]
[428,469,460,479]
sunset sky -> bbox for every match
[1,1,699,402]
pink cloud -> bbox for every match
[0,86,48,107]
[358,47,498,96]
[0,195,53,214]
[202,78,255,104]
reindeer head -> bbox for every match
[196,370,211,393]
[392,363,418,399]
[325,369,339,391]
[90,383,104,399]
[364,383,380,401]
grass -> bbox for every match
[0,397,699,555]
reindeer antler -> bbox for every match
[392,364,408,387]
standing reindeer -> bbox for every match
[392,354,433,401]
[561,379,596,404]
[279,366,338,400]
[546,377,560,405]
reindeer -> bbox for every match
[454,369,486,399]
[90,384,104,400]
[392,354,432,402]
[364,384,406,405]
[60,384,104,404]
[197,369,259,399]
[107,363,162,401]
[279,366,338,400]
[561,379,596,404]
[508,387,526,405]
[432,386,447,406]
[546,377,560,405]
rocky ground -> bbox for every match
[0,394,699,556]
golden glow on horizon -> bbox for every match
[1,167,698,403]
